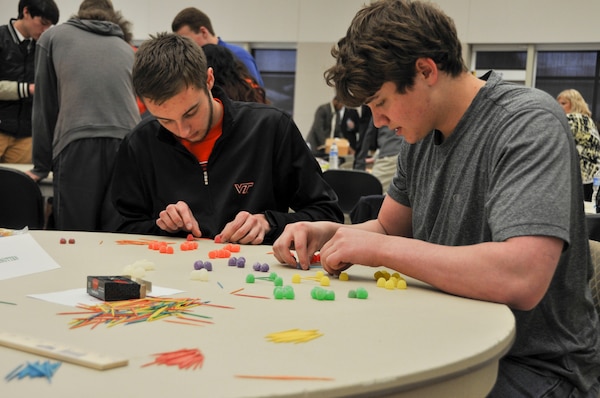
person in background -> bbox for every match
[0,0,59,163]
[306,96,361,155]
[557,88,600,201]
[172,7,264,87]
[354,104,372,156]
[202,43,267,104]
[109,33,342,244]
[353,118,403,192]
[26,0,140,231]
[273,0,600,396]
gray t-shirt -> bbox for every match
[388,71,600,390]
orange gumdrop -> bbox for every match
[218,249,231,258]
[227,244,240,252]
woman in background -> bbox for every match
[557,89,600,201]
[202,43,267,104]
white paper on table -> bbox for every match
[0,233,60,280]
[28,286,184,307]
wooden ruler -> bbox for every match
[0,331,128,370]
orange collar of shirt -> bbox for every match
[180,98,223,163]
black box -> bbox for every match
[87,276,145,301]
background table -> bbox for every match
[1,231,515,397]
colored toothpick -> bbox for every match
[265,329,323,344]
[142,348,204,370]
[235,374,333,381]
[57,297,230,329]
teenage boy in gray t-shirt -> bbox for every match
[272,1,600,396]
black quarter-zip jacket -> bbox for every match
[110,88,343,243]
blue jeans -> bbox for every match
[488,358,600,398]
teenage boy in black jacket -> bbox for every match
[109,33,343,245]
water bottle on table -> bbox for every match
[329,139,339,170]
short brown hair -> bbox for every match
[325,0,467,107]
[171,7,215,35]
[133,33,209,105]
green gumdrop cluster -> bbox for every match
[347,287,368,299]
[311,286,335,301]
[273,285,295,300]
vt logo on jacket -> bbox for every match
[235,182,254,194]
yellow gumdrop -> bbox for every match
[134,259,155,270]
[385,279,395,290]
[122,264,134,276]
[376,277,387,288]
[291,274,302,284]
[381,271,391,280]
[190,270,205,280]
[389,276,398,285]
[373,271,383,280]
[339,272,349,281]
[397,279,407,289]
[391,272,401,280]
[320,276,330,286]
[314,271,324,279]
[131,266,146,278]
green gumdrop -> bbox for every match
[283,285,295,299]
[274,277,283,286]
[315,289,327,301]
[311,287,319,299]
[348,290,357,298]
[269,272,278,281]
[245,274,255,283]
[273,286,284,299]
[325,290,335,300]
[356,287,368,299]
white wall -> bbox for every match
[4,0,600,135]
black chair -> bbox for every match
[322,169,383,215]
[0,166,44,229]
[586,213,600,242]
[350,194,385,224]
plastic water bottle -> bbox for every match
[329,139,339,170]
[593,173,600,213]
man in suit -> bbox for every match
[306,96,361,154]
